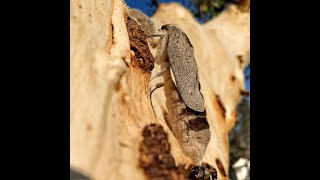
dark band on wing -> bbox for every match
[187,116,209,132]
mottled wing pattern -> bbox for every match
[166,26,204,112]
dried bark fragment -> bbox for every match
[139,124,189,180]
[188,162,217,180]
[126,16,154,72]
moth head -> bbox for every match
[161,24,179,31]
[160,25,168,30]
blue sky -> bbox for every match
[126,0,250,100]
[126,0,198,17]
[244,65,250,102]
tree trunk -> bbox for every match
[70,0,250,180]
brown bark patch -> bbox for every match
[139,124,190,180]
[126,16,154,72]
[237,55,243,68]
[230,75,236,82]
[215,95,226,119]
[203,162,218,180]
[215,158,227,177]
[240,89,250,97]
[189,162,217,180]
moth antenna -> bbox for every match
[149,82,164,116]
[149,62,170,82]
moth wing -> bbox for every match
[167,30,204,112]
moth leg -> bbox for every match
[149,82,164,97]
[147,34,164,38]
[149,82,165,116]
[147,34,164,49]
[149,61,170,82]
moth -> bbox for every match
[149,24,205,112]
[148,25,210,165]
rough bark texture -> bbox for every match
[70,0,250,180]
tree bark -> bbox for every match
[70,0,250,179]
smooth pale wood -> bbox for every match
[70,0,249,179]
